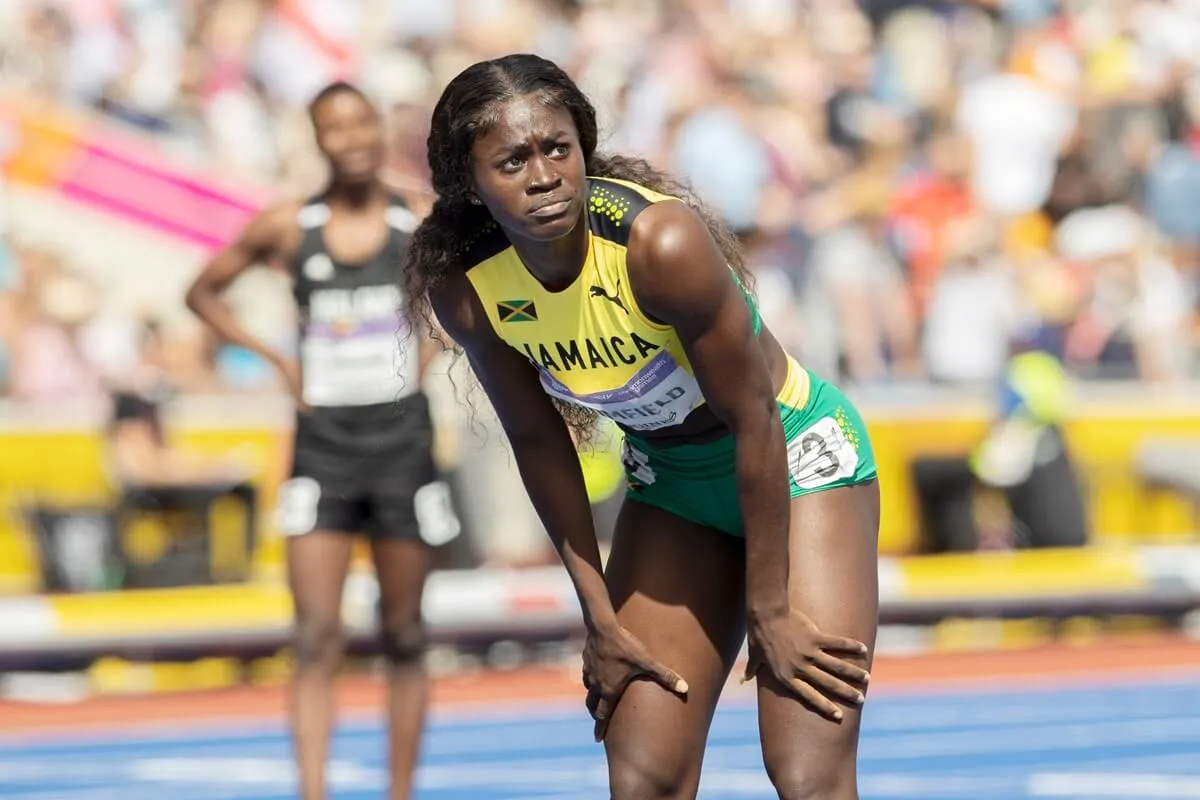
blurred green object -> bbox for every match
[578,418,625,504]
[970,350,1071,489]
[1005,350,1070,424]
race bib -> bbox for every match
[540,350,704,432]
[621,441,658,487]
[787,416,859,490]
[301,286,419,407]
[276,477,321,537]
[413,481,461,546]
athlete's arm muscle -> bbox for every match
[627,201,791,618]
[185,202,299,365]
[429,269,618,634]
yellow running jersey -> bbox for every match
[464,177,758,442]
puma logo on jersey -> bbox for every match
[589,281,628,314]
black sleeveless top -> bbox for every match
[288,194,424,451]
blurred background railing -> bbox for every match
[2,0,1200,691]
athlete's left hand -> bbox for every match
[744,608,870,721]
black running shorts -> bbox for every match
[275,393,460,545]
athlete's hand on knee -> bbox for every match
[744,609,869,722]
[581,625,689,742]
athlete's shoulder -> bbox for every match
[253,197,307,226]
[232,198,308,255]
[384,193,420,235]
[587,176,678,204]
[585,177,676,247]
[622,194,730,319]
[623,190,709,266]
[461,220,514,272]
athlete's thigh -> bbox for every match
[602,498,747,794]
[367,441,459,622]
[756,481,880,791]
[278,455,363,622]
[371,538,431,629]
[286,529,356,623]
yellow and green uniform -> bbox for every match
[464,177,877,535]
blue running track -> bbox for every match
[2,674,1200,799]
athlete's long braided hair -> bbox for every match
[404,53,752,442]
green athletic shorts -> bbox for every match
[620,357,878,536]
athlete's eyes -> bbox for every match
[497,143,567,173]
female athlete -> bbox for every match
[188,82,455,800]
[406,54,880,800]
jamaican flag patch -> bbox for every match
[497,299,537,323]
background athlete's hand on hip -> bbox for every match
[271,356,310,413]
[743,609,870,721]
[582,624,688,742]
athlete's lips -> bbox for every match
[527,195,573,218]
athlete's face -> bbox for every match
[469,95,586,243]
[313,91,385,185]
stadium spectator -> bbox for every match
[3,0,1200,566]
[5,0,1191,392]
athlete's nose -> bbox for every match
[526,154,561,193]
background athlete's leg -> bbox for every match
[602,500,747,800]
[287,530,356,800]
[372,538,432,800]
[756,482,880,800]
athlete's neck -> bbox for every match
[326,178,386,211]
[510,211,590,292]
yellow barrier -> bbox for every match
[1,407,1198,591]
[895,546,1145,600]
[869,410,1200,552]
[50,583,293,635]
[0,428,287,593]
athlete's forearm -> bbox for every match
[735,406,793,620]
[508,434,619,634]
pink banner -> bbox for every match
[1,95,272,253]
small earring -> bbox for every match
[468,196,482,206]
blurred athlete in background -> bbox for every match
[186,81,459,800]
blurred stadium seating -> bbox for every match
[1,0,1200,690]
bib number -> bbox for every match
[540,354,704,433]
[787,417,859,490]
[413,481,461,546]
[302,333,417,407]
[276,477,321,537]
[621,442,658,487]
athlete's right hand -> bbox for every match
[582,624,689,743]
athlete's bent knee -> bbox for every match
[766,757,857,800]
[380,620,427,666]
[293,617,343,670]
[608,756,692,800]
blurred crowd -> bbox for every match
[0,246,283,400]
[2,0,1200,401]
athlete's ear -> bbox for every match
[465,183,484,205]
